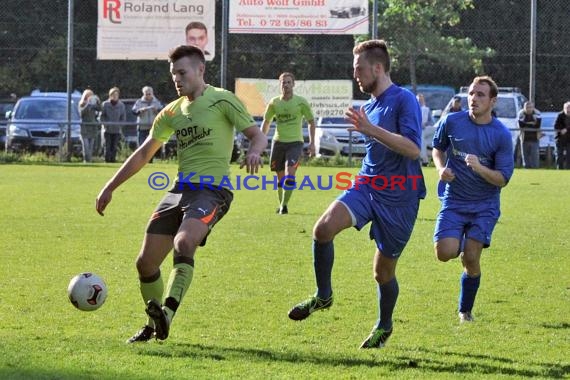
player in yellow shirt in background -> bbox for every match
[261,72,316,214]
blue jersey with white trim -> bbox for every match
[358,85,426,205]
[432,111,514,202]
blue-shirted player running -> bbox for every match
[432,76,514,323]
[287,39,426,349]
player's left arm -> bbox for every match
[307,118,316,155]
[300,99,316,144]
[465,129,514,188]
[465,155,507,187]
[345,95,420,160]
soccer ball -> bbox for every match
[68,272,108,311]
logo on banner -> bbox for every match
[103,0,122,24]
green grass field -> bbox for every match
[0,163,568,379]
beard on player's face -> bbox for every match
[359,74,378,94]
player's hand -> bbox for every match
[95,187,113,216]
[465,154,482,171]
[345,106,375,136]
[308,142,316,157]
[438,167,455,182]
[240,152,263,174]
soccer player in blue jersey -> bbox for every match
[432,76,514,323]
[287,39,426,349]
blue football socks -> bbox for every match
[458,271,481,313]
[377,277,399,331]
[313,240,334,300]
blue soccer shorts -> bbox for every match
[434,199,500,248]
[337,182,420,259]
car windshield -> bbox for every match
[424,92,455,111]
[14,99,80,120]
[541,114,557,129]
[494,98,517,118]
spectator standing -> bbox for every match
[100,87,126,163]
[554,101,570,169]
[78,89,101,163]
[449,96,463,113]
[517,101,542,169]
[132,86,163,147]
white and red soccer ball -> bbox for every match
[68,272,107,311]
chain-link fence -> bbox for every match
[1,0,567,107]
[0,0,568,164]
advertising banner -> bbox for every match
[97,0,215,60]
[235,78,353,117]
[229,0,369,35]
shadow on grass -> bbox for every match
[541,322,570,330]
[401,346,569,378]
[138,342,569,378]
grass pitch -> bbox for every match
[0,163,568,379]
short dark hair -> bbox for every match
[353,39,391,73]
[185,21,207,34]
[472,75,499,98]
[168,45,205,64]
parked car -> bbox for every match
[442,87,528,151]
[315,100,367,157]
[5,91,82,155]
[539,111,558,163]
[0,97,17,150]
[403,84,456,122]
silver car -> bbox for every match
[315,100,367,157]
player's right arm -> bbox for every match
[432,118,455,182]
[261,119,271,135]
[95,137,163,216]
[433,148,455,183]
[261,101,274,135]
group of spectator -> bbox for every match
[517,100,570,170]
[77,20,212,164]
[78,86,163,163]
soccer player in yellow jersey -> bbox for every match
[95,45,266,343]
[261,72,316,214]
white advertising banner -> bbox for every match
[229,0,369,35]
[235,78,353,117]
[97,0,215,60]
